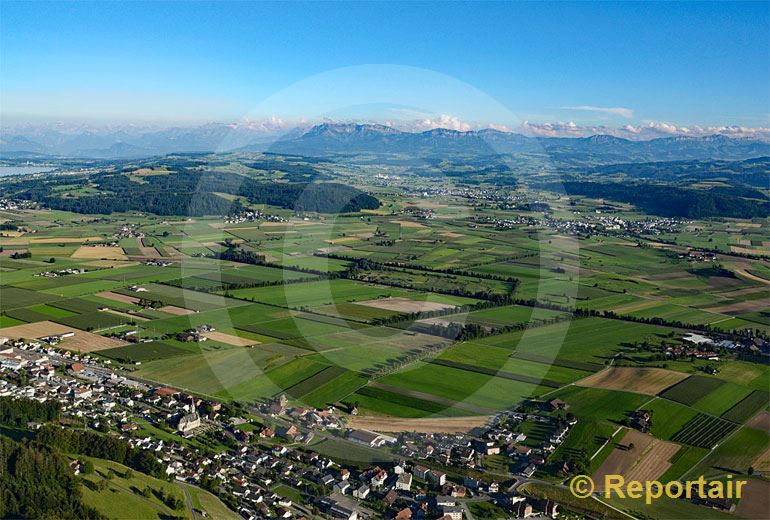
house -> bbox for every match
[395,472,413,491]
[542,499,559,518]
[548,398,567,411]
[334,481,351,495]
[413,465,430,479]
[515,445,532,457]
[631,410,651,432]
[120,422,139,432]
[280,424,300,440]
[513,501,533,518]
[395,507,412,520]
[429,470,447,486]
[383,489,398,506]
[442,506,463,520]
[463,476,480,489]
[370,468,388,487]
[443,483,467,498]
[73,387,92,399]
[475,439,500,455]
[353,485,370,499]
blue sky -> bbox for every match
[1,1,768,129]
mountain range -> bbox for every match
[2,122,768,163]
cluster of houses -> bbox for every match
[392,402,576,484]
[115,224,139,239]
[145,259,174,267]
[400,207,436,220]
[486,213,685,238]
[682,249,718,262]
[664,333,770,362]
[0,198,37,211]
[33,267,86,278]
[224,210,287,225]
[177,324,216,343]
[308,456,562,520]
[81,240,122,248]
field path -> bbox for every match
[732,263,770,286]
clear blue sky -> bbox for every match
[1,1,768,127]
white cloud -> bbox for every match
[520,121,586,137]
[414,114,472,132]
[518,120,770,141]
[562,105,634,118]
[487,123,512,132]
[386,114,511,133]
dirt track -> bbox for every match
[348,415,491,433]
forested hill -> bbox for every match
[554,181,769,219]
[0,169,380,216]
[584,156,770,188]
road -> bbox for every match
[178,483,198,520]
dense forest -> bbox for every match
[554,181,769,218]
[0,396,61,427]
[36,425,165,479]
[584,156,770,188]
[0,436,105,519]
[0,169,379,216]
[0,397,105,519]
[0,397,168,519]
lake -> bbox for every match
[0,166,57,177]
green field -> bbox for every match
[79,456,236,520]
[99,341,190,363]
[659,375,726,406]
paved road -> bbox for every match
[178,482,198,520]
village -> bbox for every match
[0,334,569,520]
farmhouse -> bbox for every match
[548,398,567,411]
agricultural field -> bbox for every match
[690,426,770,476]
[593,429,681,491]
[722,391,770,423]
[658,375,727,406]
[670,413,737,448]
[0,158,767,520]
[576,366,688,395]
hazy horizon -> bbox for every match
[2,1,768,132]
